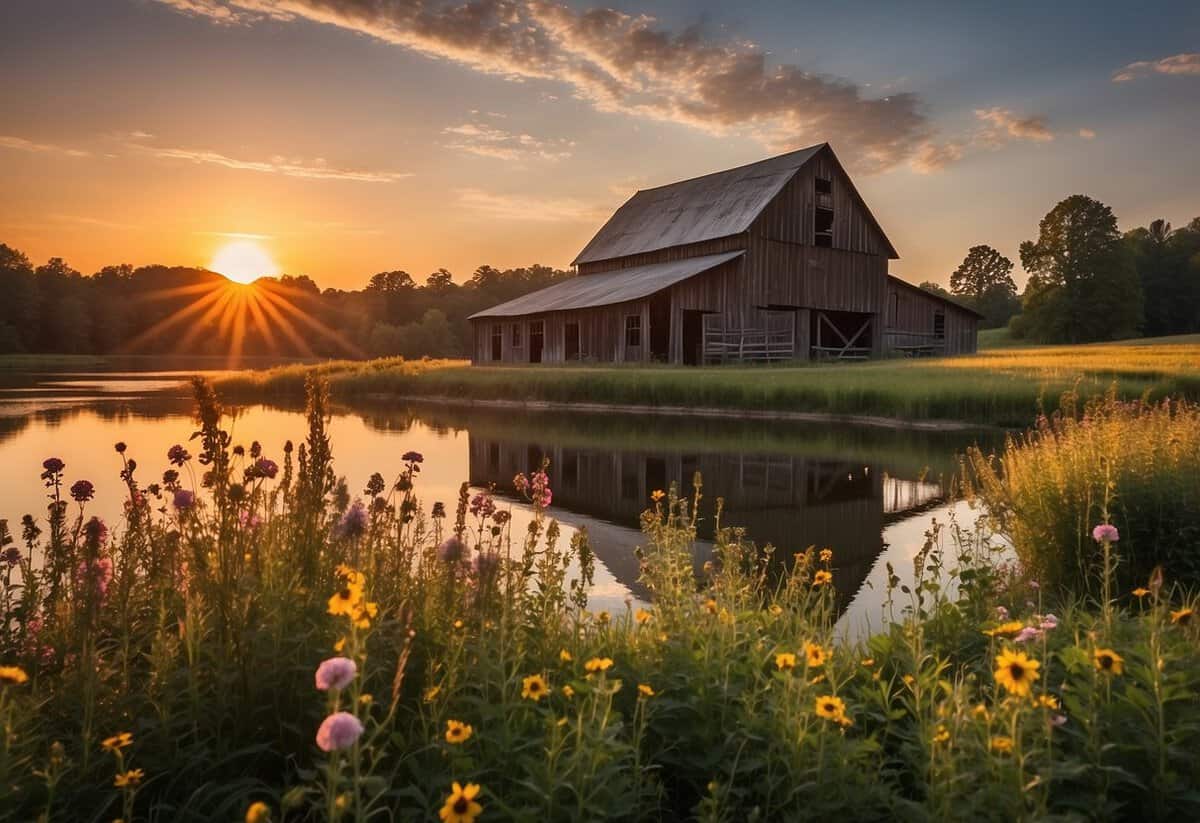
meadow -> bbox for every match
[1,377,1198,821]
[214,335,1200,428]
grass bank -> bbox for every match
[217,335,1200,428]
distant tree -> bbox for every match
[918,281,952,298]
[0,243,38,350]
[1019,195,1142,342]
[469,265,503,290]
[366,270,415,293]
[950,245,1017,299]
[426,268,455,292]
[1125,218,1200,336]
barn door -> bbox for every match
[529,321,544,363]
[649,293,670,362]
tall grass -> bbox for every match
[1,379,1198,820]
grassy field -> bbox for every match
[217,335,1200,428]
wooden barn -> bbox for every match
[470,143,980,365]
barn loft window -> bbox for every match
[511,323,522,348]
[625,315,642,347]
[933,310,946,340]
[490,324,503,360]
[814,177,833,248]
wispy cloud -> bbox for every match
[1112,52,1200,83]
[50,214,140,230]
[0,135,91,157]
[456,187,607,222]
[974,108,1054,145]
[134,143,411,182]
[149,0,941,174]
[1078,128,1096,140]
[443,118,573,161]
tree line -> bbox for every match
[921,195,1200,342]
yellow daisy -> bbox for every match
[819,548,833,563]
[113,768,145,788]
[1093,648,1124,676]
[650,489,665,502]
[994,649,1040,698]
[932,725,950,744]
[635,608,652,625]
[814,695,851,726]
[804,642,829,668]
[983,621,1025,638]
[439,781,483,823]
[637,683,656,697]
[245,801,271,823]
[812,570,833,587]
[562,684,575,698]
[521,674,549,701]
[1170,608,1194,626]
[584,657,614,674]
[0,666,29,686]
[444,720,473,744]
[775,652,797,671]
[101,732,133,752]
[559,648,573,663]
[1131,587,1150,598]
[990,736,1013,754]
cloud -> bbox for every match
[1078,128,1096,140]
[0,135,91,157]
[443,119,573,161]
[974,108,1054,145]
[1112,52,1200,83]
[455,187,607,222]
[134,142,410,182]
[149,0,938,174]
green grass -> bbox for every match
[217,335,1200,428]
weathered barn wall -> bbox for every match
[883,278,979,356]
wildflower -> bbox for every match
[101,732,133,751]
[444,720,473,744]
[1034,694,1059,710]
[635,608,652,625]
[1132,587,1150,598]
[989,736,1013,754]
[328,582,364,618]
[584,657,614,674]
[819,548,833,563]
[335,501,369,540]
[172,488,196,512]
[804,642,829,668]
[768,604,783,616]
[1,547,19,566]
[994,649,1040,698]
[252,458,278,479]
[932,725,950,744]
[402,450,424,464]
[437,537,465,563]
[315,657,357,691]
[1093,648,1124,675]
[814,695,851,726]
[651,489,665,502]
[972,704,990,720]
[114,768,145,787]
[0,666,29,686]
[597,610,611,625]
[245,801,271,823]
[521,674,549,701]
[69,479,95,503]
[42,457,65,475]
[638,683,656,697]
[359,693,373,706]
[1013,626,1043,644]
[167,445,191,466]
[432,501,446,519]
[1092,523,1119,543]
[995,605,1009,620]
[315,712,364,752]
[424,685,442,703]
[439,781,483,823]
[703,599,718,614]
[1039,614,1059,631]
[471,551,500,579]
[1051,713,1068,727]
[513,473,528,494]
[983,621,1025,638]
[860,658,875,667]
[562,685,575,698]
[453,619,465,631]
[351,601,379,629]
[469,493,495,519]
[812,570,833,587]
[1170,608,1194,626]
[775,652,797,671]
[115,441,127,453]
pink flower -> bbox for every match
[1092,523,1119,543]
[1013,626,1043,644]
[315,657,357,691]
[1039,614,1059,631]
[513,473,528,494]
[316,712,364,752]
[995,606,1009,621]
[1050,714,1067,727]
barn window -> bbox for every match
[814,177,833,248]
[933,310,946,340]
[565,321,580,360]
[625,315,642,347]
[511,323,522,348]
[490,324,503,360]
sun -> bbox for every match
[210,240,278,284]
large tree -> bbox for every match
[949,245,1020,329]
[1018,195,1142,342]
[1125,218,1200,336]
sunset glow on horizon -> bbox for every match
[210,239,278,285]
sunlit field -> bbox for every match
[2,379,1199,821]
[215,335,1200,428]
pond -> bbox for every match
[0,366,1003,641]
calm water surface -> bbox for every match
[0,367,1002,640]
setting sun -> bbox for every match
[210,240,278,284]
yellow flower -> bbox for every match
[521,674,549,701]
[453,619,465,631]
[584,657,614,674]
[556,717,568,727]
[990,736,1013,754]
[814,695,851,726]
[902,674,915,687]
[113,768,145,788]
[635,608,652,625]
[351,601,379,629]
[994,649,1040,698]
[812,570,833,587]
[596,611,611,625]
[819,548,833,563]
[424,685,442,703]
[983,621,1025,638]
[359,693,373,706]
[444,719,473,744]
[651,489,665,502]
[703,599,718,614]
[718,608,734,625]
[0,666,29,686]
[1093,648,1124,675]
[768,604,783,616]
[804,642,829,668]
[333,637,346,652]
[245,801,271,823]
[1132,587,1150,598]
[327,581,364,617]
[638,683,656,697]
[101,732,133,752]
[972,703,990,721]
[932,725,950,744]
[860,658,875,667]
[1170,608,1194,626]
[559,649,573,663]
[1034,694,1059,710]
[775,652,797,671]
[439,781,483,823]
[562,685,575,698]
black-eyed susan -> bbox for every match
[113,768,145,788]
[245,801,271,823]
[0,666,29,686]
[327,579,364,618]
[703,599,718,615]
[424,685,442,703]
[521,674,549,701]
[932,725,950,744]
[819,548,833,563]
[101,732,133,752]
[989,736,1013,754]
[768,604,784,617]
[994,649,1040,698]
[597,610,611,625]
[983,621,1025,638]
[814,695,851,726]
[775,652,797,671]
[439,781,483,823]
[972,703,990,721]
[1093,648,1124,675]
[584,657,614,675]
[635,608,652,625]
[444,720,473,744]
[562,685,575,698]
[1170,607,1194,626]
[637,683,655,697]
[559,648,573,663]
[804,642,829,668]
[1034,694,1059,710]
[351,601,379,629]
[812,570,833,587]
[651,489,665,502]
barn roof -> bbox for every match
[886,274,985,318]
[573,145,824,265]
[469,251,744,320]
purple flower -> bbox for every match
[437,536,465,563]
[336,501,369,540]
[167,445,191,466]
[1039,614,1059,631]
[1013,626,1043,644]
[70,480,95,503]
[469,493,495,519]
[75,555,113,601]
[83,516,108,546]
[239,510,263,531]
[253,458,278,479]
[472,550,500,579]
[315,657,358,691]
[114,442,127,454]
[402,451,424,464]
[173,488,196,512]
[1092,523,1120,543]
[42,457,65,476]
[2,547,21,566]
[315,711,364,752]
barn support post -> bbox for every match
[794,309,811,361]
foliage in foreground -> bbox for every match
[1,378,1199,821]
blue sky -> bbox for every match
[0,0,1196,288]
